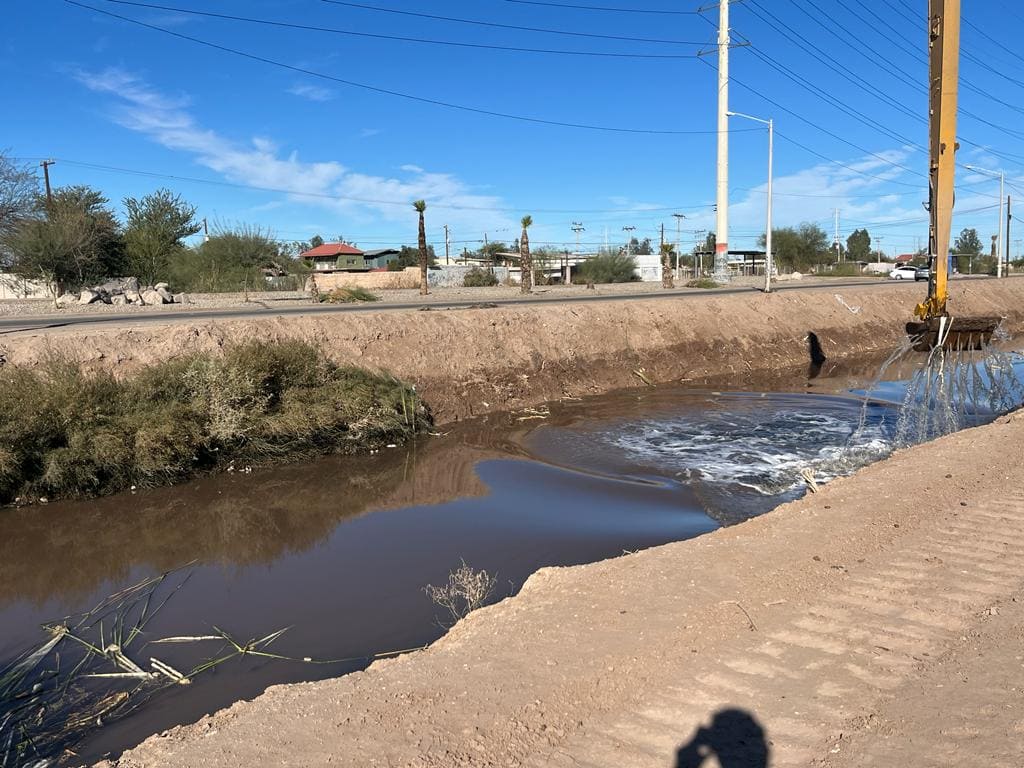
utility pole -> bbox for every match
[622,225,636,256]
[727,111,773,292]
[571,221,585,255]
[714,0,731,283]
[203,217,210,243]
[1006,195,1012,277]
[672,213,686,279]
[834,208,842,263]
[40,159,55,206]
[444,225,450,264]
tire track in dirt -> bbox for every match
[527,490,1024,767]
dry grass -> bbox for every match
[425,561,498,625]
[318,286,380,303]
[0,340,431,504]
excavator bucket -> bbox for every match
[905,316,1001,352]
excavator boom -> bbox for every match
[906,0,1000,351]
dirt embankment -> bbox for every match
[4,281,1024,424]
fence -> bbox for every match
[0,274,50,300]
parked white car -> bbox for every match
[889,265,918,280]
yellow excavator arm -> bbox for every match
[907,0,999,350]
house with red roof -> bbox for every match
[301,242,366,273]
[301,243,402,273]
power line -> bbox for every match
[319,0,702,46]
[503,0,695,13]
[33,156,719,215]
[66,0,735,136]
[98,0,705,59]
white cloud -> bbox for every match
[74,68,515,237]
[360,128,383,139]
[287,83,335,102]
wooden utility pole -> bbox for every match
[444,224,450,265]
[40,160,55,205]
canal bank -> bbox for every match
[100,396,1024,767]
[4,279,1024,424]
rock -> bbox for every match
[79,289,101,305]
[174,293,190,305]
[125,291,143,304]
[121,276,140,293]
[111,293,128,306]
[55,292,80,307]
[141,289,166,305]
[790,271,803,280]
[154,282,170,291]
[156,286,175,303]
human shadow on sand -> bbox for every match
[674,708,770,767]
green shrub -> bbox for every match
[319,286,380,303]
[685,278,721,289]
[0,341,430,504]
[462,267,499,287]
[572,253,638,284]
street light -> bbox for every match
[963,164,1005,278]
[728,111,774,293]
[672,213,686,280]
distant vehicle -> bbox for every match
[914,265,930,281]
[890,265,918,280]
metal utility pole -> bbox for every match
[203,217,210,243]
[571,221,585,255]
[714,0,731,283]
[40,159,55,206]
[444,224,450,264]
[672,213,686,279]
[622,225,636,255]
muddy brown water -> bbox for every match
[1,348,1022,765]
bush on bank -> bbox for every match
[0,341,431,505]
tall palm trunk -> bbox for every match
[661,243,675,289]
[520,215,533,293]
[414,200,429,295]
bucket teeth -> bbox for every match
[906,316,1001,352]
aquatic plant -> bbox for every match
[0,340,431,504]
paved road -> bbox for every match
[0,277,935,334]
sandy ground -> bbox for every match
[100,402,1024,768]
[0,277,789,316]
[5,280,1024,426]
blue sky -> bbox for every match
[4,0,1024,257]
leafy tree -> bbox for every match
[309,234,324,249]
[760,223,830,271]
[846,228,871,262]
[953,227,983,257]
[3,188,118,297]
[123,189,200,285]
[573,252,638,284]
[0,151,39,259]
[170,224,280,293]
[388,244,436,270]
[627,237,653,256]
[519,215,533,294]
[413,200,428,295]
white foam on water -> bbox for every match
[606,396,895,497]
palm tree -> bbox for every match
[520,215,533,293]
[660,242,675,289]
[413,200,428,295]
